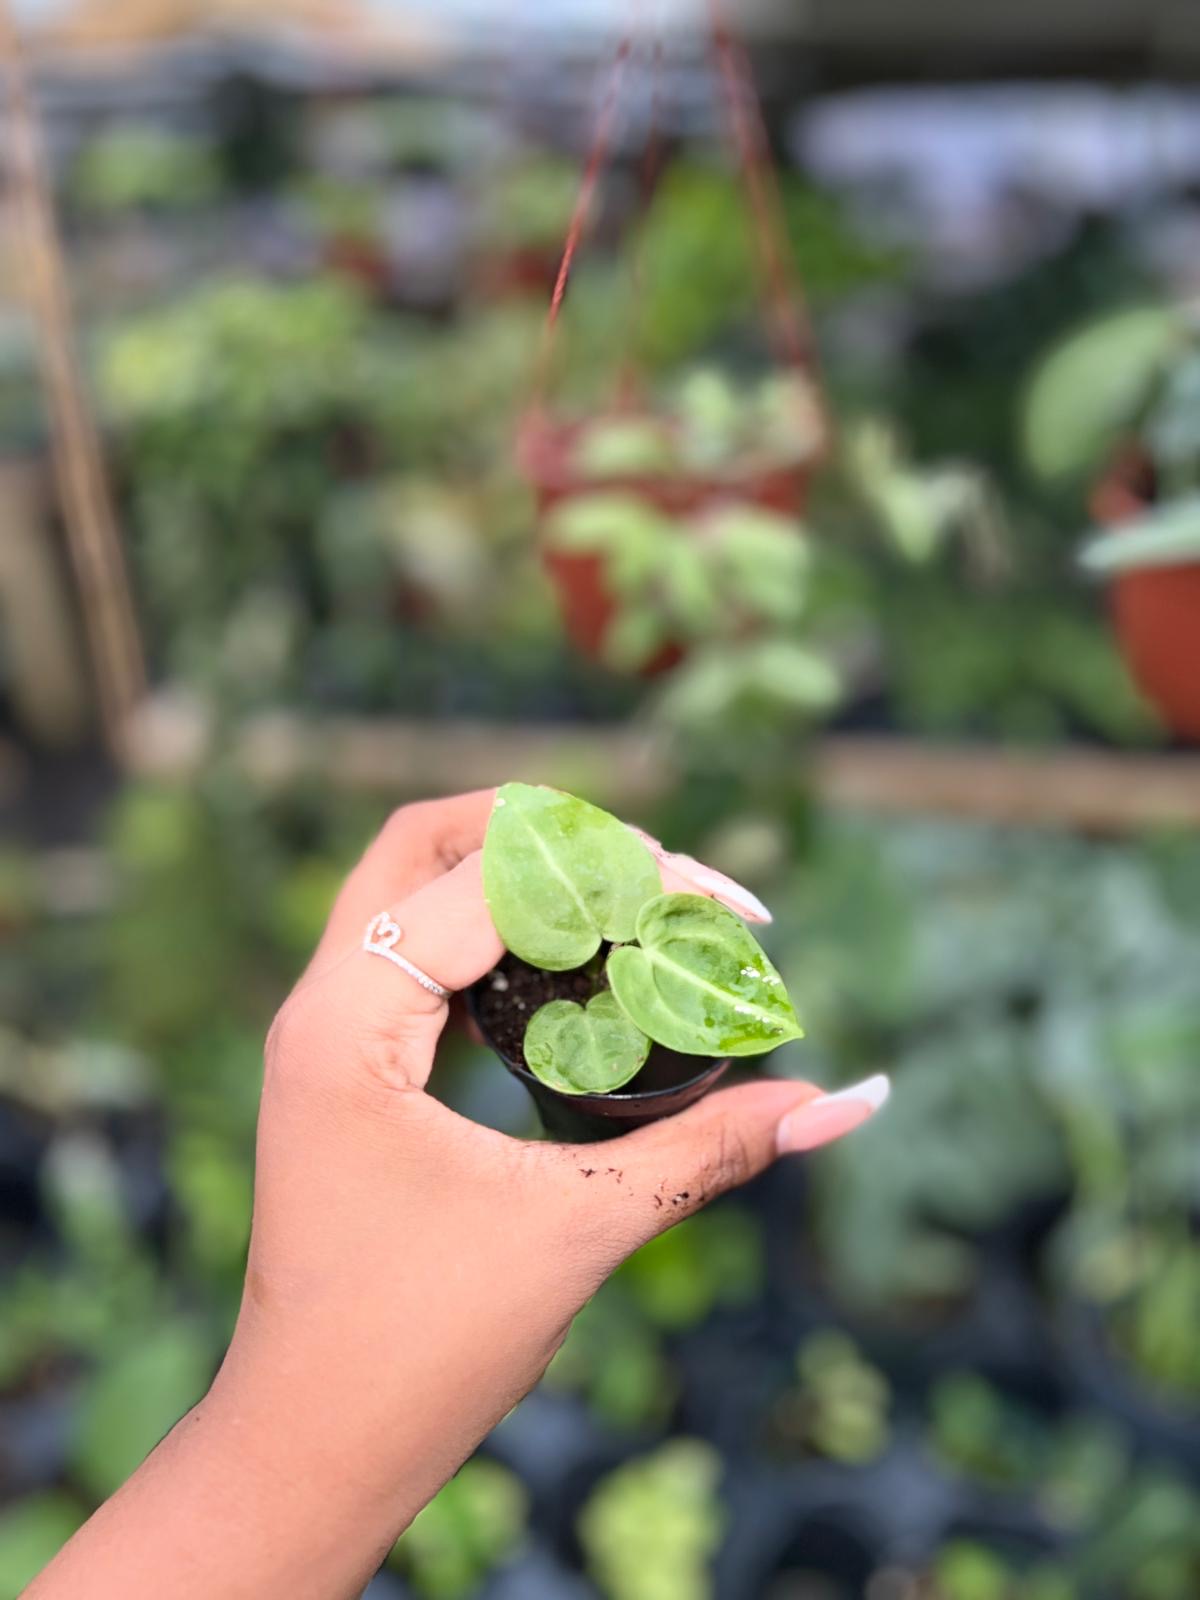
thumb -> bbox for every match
[577,1074,891,1261]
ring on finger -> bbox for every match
[362,911,452,1000]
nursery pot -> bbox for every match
[1090,451,1200,740]
[521,414,811,676]
[540,546,684,677]
[472,246,562,303]
[468,958,730,1144]
[324,236,390,295]
[1057,1295,1200,1474]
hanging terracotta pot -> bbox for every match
[516,14,827,676]
[1086,448,1200,741]
[521,413,813,520]
[472,245,562,304]
[323,235,390,296]
[522,413,814,674]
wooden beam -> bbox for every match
[814,737,1200,835]
[124,700,1200,833]
[124,699,673,806]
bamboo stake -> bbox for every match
[0,4,146,758]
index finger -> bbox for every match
[311,789,496,971]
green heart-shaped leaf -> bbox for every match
[524,991,651,1095]
[482,783,661,971]
[607,893,803,1056]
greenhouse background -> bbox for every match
[1,1,1199,1595]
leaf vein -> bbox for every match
[520,817,595,928]
[644,947,793,1032]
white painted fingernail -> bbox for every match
[679,860,773,923]
[628,825,664,852]
[627,829,773,923]
[775,1074,891,1155]
[820,1074,891,1112]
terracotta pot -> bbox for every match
[540,546,684,676]
[522,414,812,675]
[472,246,561,303]
[323,236,390,294]
[1090,449,1200,741]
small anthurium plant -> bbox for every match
[481,783,802,1095]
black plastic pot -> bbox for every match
[715,1461,892,1600]
[1057,1296,1200,1475]
[467,980,730,1144]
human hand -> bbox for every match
[29,789,888,1600]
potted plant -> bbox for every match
[296,175,391,295]
[1079,495,1200,741]
[576,1439,725,1600]
[470,784,802,1142]
[523,367,825,672]
[540,494,814,675]
[1022,301,1200,739]
[1074,1467,1200,1600]
[524,367,824,522]
[913,1539,1075,1600]
[926,1373,1051,1499]
[766,1329,892,1466]
[549,1205,765,1439]
[472,154,585,303]
[1048,1206,1200,1467]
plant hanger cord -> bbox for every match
[527,33,634,412]
[613,22,666,412]
[524,0,828,438]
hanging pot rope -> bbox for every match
[525,4,827,442]
[528,34,634,414]
[614,29,666,411]
[707,1,815,376]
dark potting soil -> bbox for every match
[474,951,606,1068]
[474,950,718,1094]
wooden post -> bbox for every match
[0,4,146,758]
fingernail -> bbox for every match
[628,825,664,853]
[775,1074,891,1155]
[670,856,773,923]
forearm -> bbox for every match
[26,1302,567,1600]
[25,1383,401,1600]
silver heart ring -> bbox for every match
[362,912,451,999]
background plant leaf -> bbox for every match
[70,1320,214,1499]
[0,1493,86,1595]
[1021,304,1178,483]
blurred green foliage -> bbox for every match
[547,1205,763,1430]
[1021,304,1180,487]
[578,1439,725,1600]
[635,165,904,369]
[68,125,221,216]
[780,1330,892,1464]
[769,815,1200,1323]
[389,1459,528,1599]
[0,1495,87,1598]
[930,1542,1076,1600]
